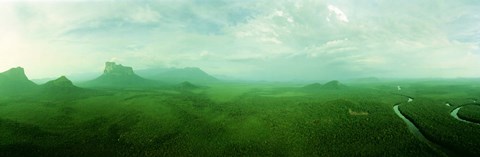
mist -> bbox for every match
[1,0,479,81]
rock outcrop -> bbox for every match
[82,62,159,88]
[103,62,135,76]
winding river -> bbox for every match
[393,105,435,146]
[450,104,480,126]
[393,97,456,157]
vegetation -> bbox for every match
[1,67,480,156]
[0,84,437,156]
[400,98,480,156]
[457,105,480,123]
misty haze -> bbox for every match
[1,0,479,156]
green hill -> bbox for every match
[301,80,346,91]
[42,76,80,91]
[39,76,91,99]
[176,81,200,90]
[301,83,323,90]
[82,62,160,88]
[322,80,346,89]
[0,67,38,95]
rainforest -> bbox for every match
[1,0,479,156]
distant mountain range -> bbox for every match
[31,65,219,85]
[0,67,85,97]
[347,77,381,83]
[135,67,218,84]
[1,61,219,92]
[302,80,346,91]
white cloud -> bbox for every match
[126,5,161,24]
[1,0,480,80]
[327,4,349,23]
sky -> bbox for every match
[1,0,480,81]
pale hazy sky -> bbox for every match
[1,0,479,81]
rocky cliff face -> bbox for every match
[103,62,135,76]
[82,62,158,88]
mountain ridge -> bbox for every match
[302,80,346,91]
[43,76,78,89]
[0,67,38,95]
[82,62,159,88]
[136,67,218,84]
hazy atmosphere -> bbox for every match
[2,1,480,156]
[1,0,480,80]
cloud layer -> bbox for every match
[1,0,479,80]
